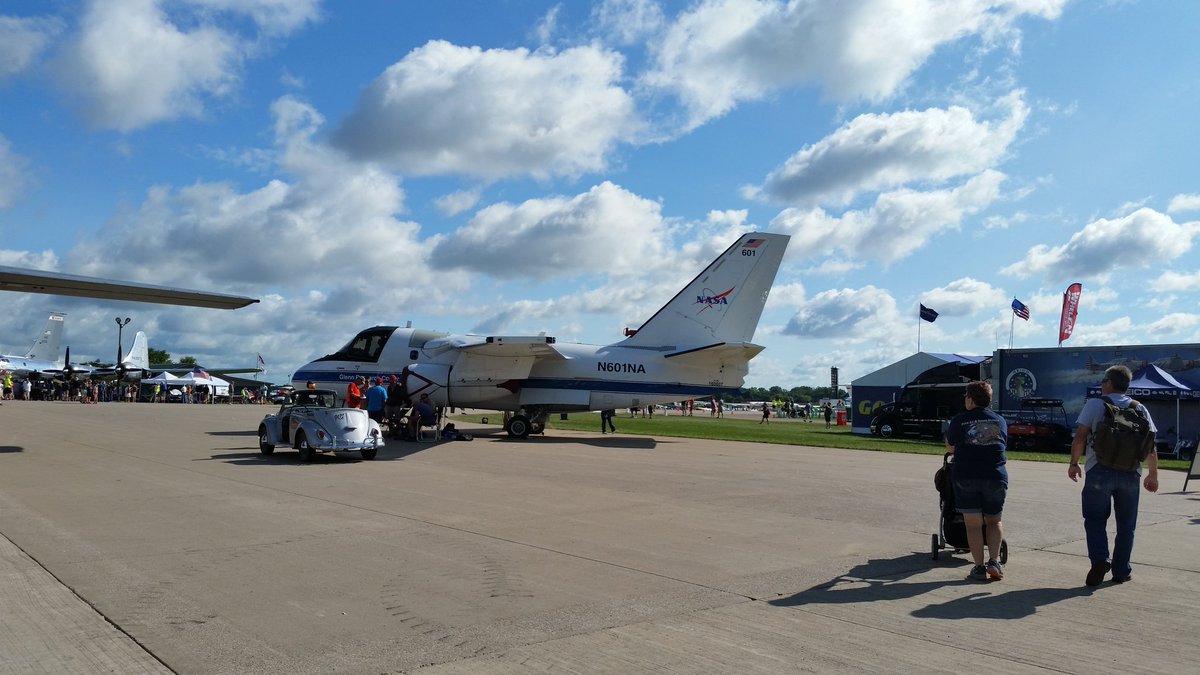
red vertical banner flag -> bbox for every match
[1058,282,1082,346]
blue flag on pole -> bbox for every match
[919,304,938,323]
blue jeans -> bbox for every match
[1082,463,1141,577]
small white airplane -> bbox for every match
[292,232,790,437]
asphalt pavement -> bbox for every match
[1,401,1197,674]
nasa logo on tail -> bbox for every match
[695,287,733,313]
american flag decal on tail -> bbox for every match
[742,238,763,249]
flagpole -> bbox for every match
[917,311,922,353]
[1009,301,1015,349]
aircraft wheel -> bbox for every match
[295,432,314,462]
[506,415,531,439]
[530,422,545,435]
[258,427,275,455]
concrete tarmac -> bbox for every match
[0,401,1197,674]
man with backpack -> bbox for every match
[1069,365,1159,587]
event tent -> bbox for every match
[1087,364,1198,443]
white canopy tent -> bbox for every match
[141,371,229,400]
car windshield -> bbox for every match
[291,392,336,408]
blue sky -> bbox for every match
[1,0,1198,387]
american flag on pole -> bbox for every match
[256,353,267,374]
[192,366,210,379]
[1011,298,1030,321]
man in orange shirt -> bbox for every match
[345,376,365,408]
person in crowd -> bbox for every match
[1069,365,1159,586]
[345,376,365,408]
[385,375,408,439]
[944,381,1008,582]
[760,401,770,424]
[365,377,388,424]
[823,402,834,428]
[407,394,438,438]
[306,380,317,389]
[601,408,617,434]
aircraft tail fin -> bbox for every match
[25,313,65,362]
[124,331,149,370]
[620,233,789,349]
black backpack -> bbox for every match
[1092,395,1154,471]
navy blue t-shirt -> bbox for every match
[945,407,1008,483]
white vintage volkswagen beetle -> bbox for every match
[258,388,383,461]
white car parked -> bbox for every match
[258,389,383,461]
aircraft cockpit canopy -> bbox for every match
[316,326,397,363]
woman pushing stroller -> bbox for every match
[944,380,1009,582]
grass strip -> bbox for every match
[448,411,1192,471]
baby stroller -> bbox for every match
[931,452,1008,562]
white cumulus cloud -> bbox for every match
[430,181,669,281]
[1000,207,1200,282]
[0,14,62,78]
[332,40,638,180]
[921,278,1009,317]
[1168,193,1200,214]
[769,170,1006,263]
[749,92,1028,206]
[782,285,900,339]
[55,0,318,131]
[1151,271,1200,293]
[63,96,449,316]
[642,0,1063,130]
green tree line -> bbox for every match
[724,386,849,403]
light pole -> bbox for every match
[115,317,131,364]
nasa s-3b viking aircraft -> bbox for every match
[293,232,790,438]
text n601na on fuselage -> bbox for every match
[292,232,789,438]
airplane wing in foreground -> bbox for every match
[0,266,258,310]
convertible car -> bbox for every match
[258,388,383,461]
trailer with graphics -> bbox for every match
[868,360,988,439]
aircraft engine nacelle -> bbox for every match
[403,363,450,407]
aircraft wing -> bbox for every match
[144,367,262,375]
[0,266,258,309]
[458,335,566,359]
[664,342,765,366]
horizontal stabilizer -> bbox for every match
[665,342,765,367]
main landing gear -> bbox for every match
[505,410,548,438]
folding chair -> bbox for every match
[416,416,440,442]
